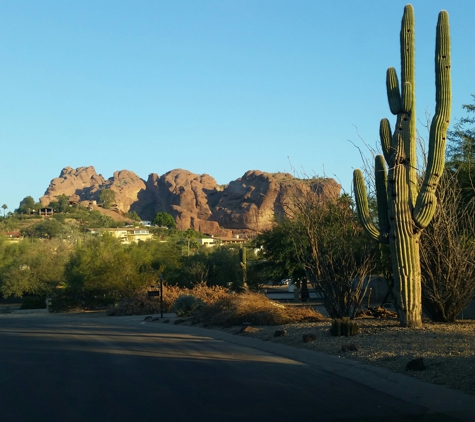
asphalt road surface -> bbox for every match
[0,313,468,422]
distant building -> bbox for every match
[38,208,54,216]
[2,230,22,243]
[87,227,153,244]
[198,238,216,247]
[213,236,247,245]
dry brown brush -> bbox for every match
[196,292,325,326]
[107,282,229,316]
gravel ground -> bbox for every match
[199,317,475,396]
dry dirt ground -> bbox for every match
[174,317,475,396]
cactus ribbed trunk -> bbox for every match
[353,5,451,328]
[388,138,422,326]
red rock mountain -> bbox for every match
[40,167,341,235]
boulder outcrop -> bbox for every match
[40,166,106,204]
[210,170,341,231]
[40,167,341,235]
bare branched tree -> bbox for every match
[420,171,475,322]
[285,187,377,319]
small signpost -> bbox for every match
[147,289,160,298]
[147,273,164,318]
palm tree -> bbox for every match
[1,204,7,217]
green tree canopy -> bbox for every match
[16,196,38,214]
[152,212,176,229]
[253,220,305,282]
[22,219,63,239]
[99,189,116,209]
[0,239,70,297]
[48,194,70,213]
[125,211,141,221]
[64,235,152,301]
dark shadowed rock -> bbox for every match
[274,329,287,337]
[406,357,426,371]
[303,334,317,343]
[341,343,358,352]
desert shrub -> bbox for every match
[196,292,325,326]
[107,291,161,316]
[48,291,83,313]
[171,295,203,317]
[20,296,46,310]
[107,282,229,316]
[161,281,229,309]
[186,281,229,304]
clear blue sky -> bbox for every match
[1,0,474,211]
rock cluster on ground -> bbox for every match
[40,166,341,235]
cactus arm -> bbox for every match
[400,4,418,207]
[413,11,451,228]
[401,82,413,113]
[353,169,381,242]
[379,119,392,163]
[386,68,401,115]
[375,155,390,241]
[400,5,415,97]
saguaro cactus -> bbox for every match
[240,246,248,288]
[353,5,451,328]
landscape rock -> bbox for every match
[341,343,358,352]
[406,357,426,371]
[274,329,287,337]
[302,334,317,343]
[239,325,258,334]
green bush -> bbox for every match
[48,291,82,313]
[171,294,203,317]
[20,296,47,310]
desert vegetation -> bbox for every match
[1,5,474,332]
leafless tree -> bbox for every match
[285,187,377,319]
[420,171,475,322]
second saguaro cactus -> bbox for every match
[353,5,451,328]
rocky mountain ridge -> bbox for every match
[40,166,341,235]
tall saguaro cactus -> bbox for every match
[353,5,451,328]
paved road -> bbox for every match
[0,313,469,422]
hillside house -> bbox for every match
[87,227,153,244]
